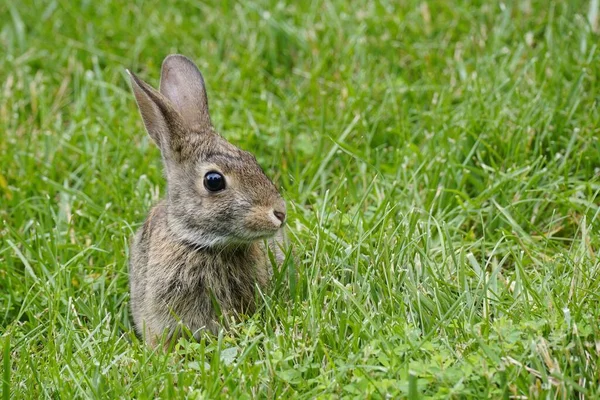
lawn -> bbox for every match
[1,0,599,398]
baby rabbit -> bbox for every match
[127,55,287,347]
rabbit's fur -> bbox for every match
[128,55,286,346]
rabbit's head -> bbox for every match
[129,55,286,248]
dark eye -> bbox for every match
[204,171,226,192]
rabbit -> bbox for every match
[127,54,287,347]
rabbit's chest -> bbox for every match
[159,248,269,314]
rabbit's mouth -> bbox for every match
[222,226,281,244]
[235,230,279,243]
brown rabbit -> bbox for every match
[127,55,287,347]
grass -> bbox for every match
[1,0,599,398]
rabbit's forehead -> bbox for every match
[195,153,275,188]
[196,151,259,173]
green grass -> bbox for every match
[1,0,599,398]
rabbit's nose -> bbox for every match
[273,210,286,224]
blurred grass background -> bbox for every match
[1,0,599,398]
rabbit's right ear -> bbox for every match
[159,55,212,131]
[127,70,186,157]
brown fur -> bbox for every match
[128,55,287,346]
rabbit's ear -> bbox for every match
[128,70,186,157]
[159,55,212,130]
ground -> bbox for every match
[1,0,599,398]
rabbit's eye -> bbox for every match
[204,171,226,192]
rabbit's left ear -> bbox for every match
[159,54,212,131]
